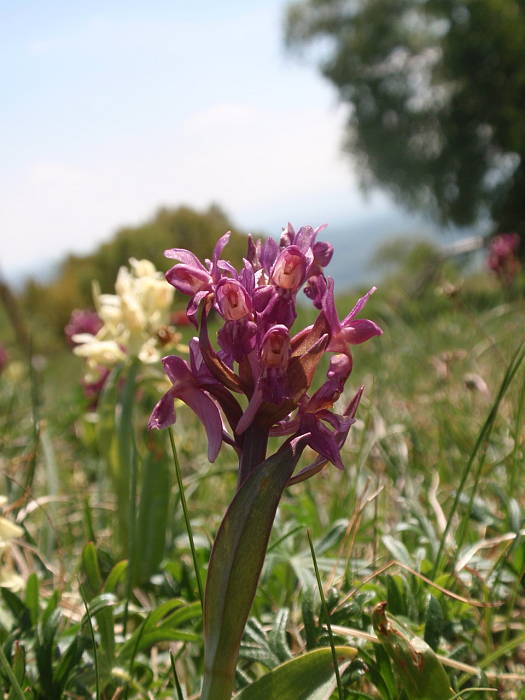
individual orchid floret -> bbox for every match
[259,325,291,402]
[165,232,231,323]
[235,324,291,434]
[148,355,223,462]
[271,245,309,291]
[323,277,383,355]
[215,278,253,321]
[304,273,327,309]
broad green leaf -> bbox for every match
[424,595,443,651]
[81,543,115,665]
[372,602,452,700]
[25,573,39,627]
[136,431,171,583]
[103,560,128,593]
[81,542,103,597]
[235,646,356,699]
[201,435,310,700]
[82,593,117,619]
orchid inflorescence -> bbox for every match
[149,224,382,485]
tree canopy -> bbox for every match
[286,0,525,236]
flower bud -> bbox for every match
[271,246,306,291]
[216,279,252,321]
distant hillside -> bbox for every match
[322,210,480,290]
[21,204,247,341]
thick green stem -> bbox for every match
[237,421,268,488]
[202,435,309,700]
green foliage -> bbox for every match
[2,262,525,698]
[235,646,357,699]
[285,0,525,236]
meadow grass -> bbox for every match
[0,266,524,698]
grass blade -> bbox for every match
[170,649,185,700]
[79,582,100,700]
[307,529,343,700]
[432,341,525,578]
[168,427,204,609]
[0,644,26,700]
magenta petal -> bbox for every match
[343,286,377,324]
[212,231,231,264]
[306,418,344,469]
[236,386,264,435]
[342,318,383,344]
[162,355,193,387]
[321,277,339,334]
[294,225,316,253]
[345,385,364,420]
[179,385,223,462]
[164,248,205,267]
[148,388,177,430]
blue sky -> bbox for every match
[1,0,395,281]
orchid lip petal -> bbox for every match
[178,385,223,462]
[341,318,383,345]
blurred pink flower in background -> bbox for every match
[487,233,521,285]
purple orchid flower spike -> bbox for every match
[152,223,381,485]
[323,277,383,354]
[149,355,223,462]
[150,223,382,699]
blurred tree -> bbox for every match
[22,204,248,342]
[286,0,525,238]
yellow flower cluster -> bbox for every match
[74,259,177,379]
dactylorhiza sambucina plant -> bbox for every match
[71,258,184,556]
[73,257,180,383]
[149,224,383,699]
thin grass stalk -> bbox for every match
[509,365,525,495]
[448,690,497,699]
[24,338,40,493]
[0,644,26,700]
[80,583,100,700]
[307,529,343,700]
[168,427,204,609]
[117,359,140,551]
[453,342,525,568]
[458,629,525,687]
[431,341,525,579]
[170,650,185,700]
[123,441,139,637]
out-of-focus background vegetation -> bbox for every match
[1,1,525,698]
